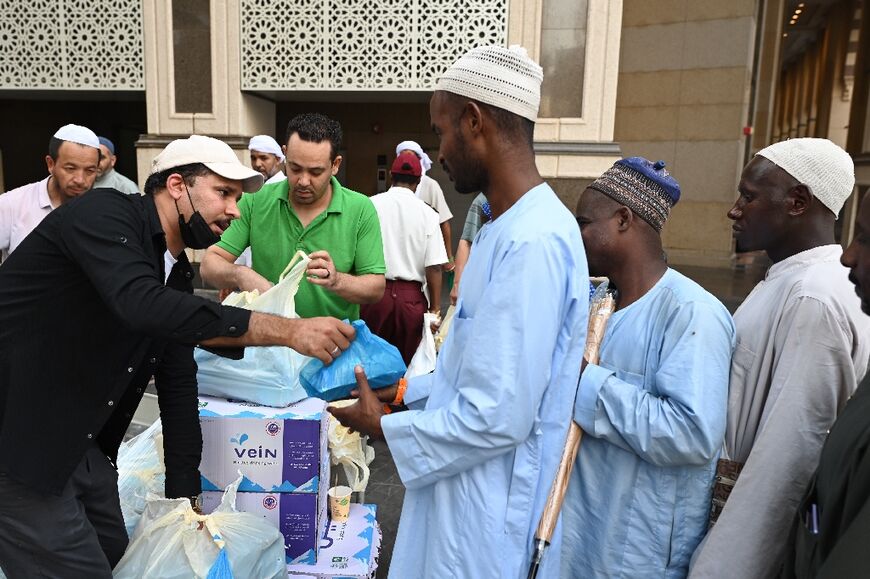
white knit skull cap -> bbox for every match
[54,124,100,149]
[435,44,543,122]
[756,138,855,218]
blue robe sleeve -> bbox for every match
[574,301,733,466]
[381,237,575,490]
[404,373,433,410]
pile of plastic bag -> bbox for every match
[114,477,285,579]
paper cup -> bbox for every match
[328,485,352,521]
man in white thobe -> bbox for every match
[690,138,870,578]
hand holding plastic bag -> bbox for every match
[196,252,312,407]
[434,305,455,352]
[405,312,438,379]
[327,399,376,492]
[117,419,165,536]
[300,320,406,401]
[114,477,285,579]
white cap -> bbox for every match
[395,140,433,173]
[248,135,285,161]
[53,124,100,149]
[757,138,855,218]
[151,135,265,193]
[436,44,543,122]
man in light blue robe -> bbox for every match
[561,158,735,578]
[329,45,589,578]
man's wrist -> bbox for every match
[189,494,203,514]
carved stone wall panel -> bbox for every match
[0,0,143,89]
[241,0,507,90]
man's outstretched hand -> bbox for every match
[328,366,386,441]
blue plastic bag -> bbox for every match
[206,548,233,579]
[300,320,406,401]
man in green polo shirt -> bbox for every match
[201,113,386,321]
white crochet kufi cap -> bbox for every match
[436,44,543,122]
[757,138,855,218]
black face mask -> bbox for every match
[176,183,221,249]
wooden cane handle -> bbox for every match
[535,421,583,542]
[533,289,614,544]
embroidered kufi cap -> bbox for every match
[588,157,681,233]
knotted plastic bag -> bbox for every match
[434,305,455,352]
[196,251,312,407]
[327,399,376,492]
[114,477,285,579]
[405,312,438,379]
[300,320,406,401]
[117,419,166,537]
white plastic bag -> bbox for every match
[405,312,438,379]
[117,419,165,537]
[114,477,285,579]
[327,400,375,492]
[196,252,313,407]
[434,304,455,352]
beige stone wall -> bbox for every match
[616,0,758,267]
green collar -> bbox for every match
[274,176,346,214]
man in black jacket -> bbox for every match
[0,135,354,578]
[780,189,870,578]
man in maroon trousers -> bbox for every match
[361,152,448,363]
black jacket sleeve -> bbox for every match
[58,190,250,344]
[154,340,202,499]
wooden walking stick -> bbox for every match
[527,280,616,579]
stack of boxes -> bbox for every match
[196,395,380,575]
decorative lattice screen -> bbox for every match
[241,0,507,90]
[0,0,144,90]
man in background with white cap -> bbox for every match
[230,135,287,270]
[0,135,354,577]
[690,139,870,578]
[0,123,100,261]
[330,45,588,578]
[395,139,454,269]
[93,136,139,195]
[248,134,286,185]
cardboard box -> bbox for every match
[201,482,330,565]
[287,504,381,578]
[198,396,328,493]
